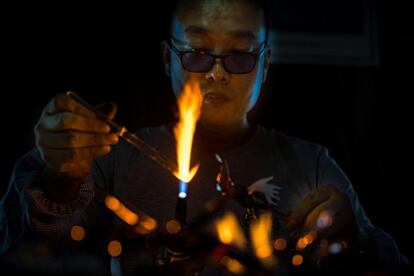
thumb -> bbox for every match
[96,102,118,120]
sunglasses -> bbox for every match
[167,38,268,74]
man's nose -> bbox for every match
[205,58,230,83]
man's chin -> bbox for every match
[198,116,237,131]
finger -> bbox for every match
[269,197,279,206]
[39,112,111,133]
[96,102,118,120]
[247,177,276,195]
[45,93,97,118]
[60,159,93,177]
[286,186,335,230]
[39,131,118,149]
[43,146,112,171]
[262,176,274,182]
[272,194,280,201]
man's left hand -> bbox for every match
[285,185,359,241]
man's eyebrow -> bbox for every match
[184,26,210,36]
[184,26,258,41]
[228,30,257,41]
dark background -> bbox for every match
[1,0,412,263]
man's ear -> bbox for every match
[262,47,272,83]
[160,41,171,78]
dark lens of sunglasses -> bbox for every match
[182,52,214,72]
[223,54,256,74]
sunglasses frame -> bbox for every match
[167,37,268,74]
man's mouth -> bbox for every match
[203,92,230,104]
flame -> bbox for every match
[173,80,203,183]
[303,230,317,245]
[274,238,287,251]
[139,217,157,231]
[292,254,303,266]
[216,212,247,250]
[250,212,273,259]
[296,237,307,251]
[70,225,85,241]
[296,230,317,250]
[105,195,139,225]
[220,256,245,275]
[108,240,122,257]
[166,219,182,234]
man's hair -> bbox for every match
[168,0,270,41]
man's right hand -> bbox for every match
[34,93,119,182]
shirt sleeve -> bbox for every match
[316,146,404,266]
[0,148,112,254]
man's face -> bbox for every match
[163,0,271,129]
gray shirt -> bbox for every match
[0,125,404,273]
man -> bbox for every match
[0,0,404,274]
